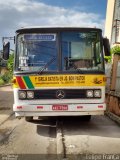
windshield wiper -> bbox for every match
[38,57,56,74]
[72,63,83,74]
[64,57,83,74]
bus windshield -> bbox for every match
[15,30,104,73]
[61,31,104,72]
[16,34,58,72]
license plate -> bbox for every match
[52,105,68,111]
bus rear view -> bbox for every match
[11,27,107,121]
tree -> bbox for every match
[111,45,120,55]
[104,45,120,63]
[0,51,14,85]
[1,52,14,83]
[7,53,14,73]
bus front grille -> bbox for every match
[18,89,100,100]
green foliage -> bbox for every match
[1,72,12,83]
[7,53,14,73]
[104,56,112,63]
[0,53,14,85]
[104,46,120,63]
[0,77,5,85]
[111,46,120,55]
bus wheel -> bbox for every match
[25,116,33,122]
[84,115,91,121]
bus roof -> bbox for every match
[16,26,102,34]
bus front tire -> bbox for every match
[84,115,91,121]
[25,116,33,122]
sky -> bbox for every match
[0,0,107,49]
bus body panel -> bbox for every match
[13,27,106,119]
[15,111,105,117]
[13,85,106,117]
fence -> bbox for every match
[105,62,120,92]
[105,55,120,117]
[115,62,120,92]
[105,63,112,92]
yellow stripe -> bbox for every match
[30,74,106,88]
[13,74,106,88]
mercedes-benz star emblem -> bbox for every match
[56,90,65,99]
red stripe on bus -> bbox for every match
[16,76,26,89]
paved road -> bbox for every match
[0,86,120,160]
[62,116,120,155]
[0,116,120,159]
[0,117,57,160]
[0,85,13,124]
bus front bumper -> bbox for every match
[13,103,106,117]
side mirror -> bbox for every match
[3,42,10,60]
[103,38,110,56]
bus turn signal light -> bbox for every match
[11,78,16,84]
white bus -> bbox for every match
[3,27,110,121]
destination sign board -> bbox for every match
[24,34,56,41]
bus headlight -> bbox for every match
[19,91,26,99]
[27,91,34,99]
[86,90,93,97]
[94,90,101,98]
